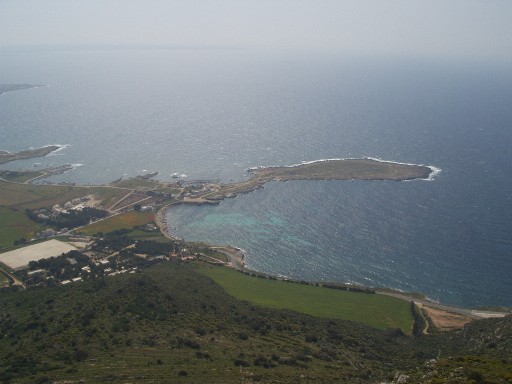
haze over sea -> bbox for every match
[1,48,511,307]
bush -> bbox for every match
[305,334,318,343]
[234,359,250,367]
[466,370,484,383]
[72,349,89,362]
[177,337,201,349]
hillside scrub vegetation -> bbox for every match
[0,262,511,383]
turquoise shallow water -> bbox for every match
[168,176,512,308]
[1,48,511,307]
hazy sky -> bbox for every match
[1,0,512,60]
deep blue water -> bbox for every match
[1,48,511,307]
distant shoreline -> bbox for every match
[0,145,63,164]
[0,83,45,96]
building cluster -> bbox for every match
[17,237,197,288]
[182,182,218,198]
[51,196,91,214]
[36,227,69,239]
[32,196,92,239]
[138,205,154,212]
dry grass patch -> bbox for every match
[423,306,474,331]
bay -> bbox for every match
[1,48,511,307]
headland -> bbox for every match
[0,145,62,164]
[183,158,435,204]
[0,83,43,96]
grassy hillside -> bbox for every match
[0,262,510,383]
[200,265,413,332]
[0,263,419,383]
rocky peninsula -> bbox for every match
[193,158,436,203]
[0,145,62,164]
[0,84,43,96]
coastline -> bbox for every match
[163,203,504,320]
[184,158,438,204]
[0,83,46,96]
[0,144,65,164]
[248,157,441,181]
[156,158,442,303]
[154,159,512,318]
[2,150,507,316]
[160,203,509,319]
[247,158,435,181]
[155,203,177,241]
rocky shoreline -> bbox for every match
[0,145,62,164]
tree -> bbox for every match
[14,238,27,245]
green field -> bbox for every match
[0,181,84,209]
[0,207,41,248]
[153,187,182,195]
[77,211,155,235]
[111,178,160,190]
[0,180,130,247]
[200,265,413,332]
[0,180,128,210]
[86,186,132,208]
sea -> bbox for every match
[1,47,511,308]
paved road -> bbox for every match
[210,246,246,271]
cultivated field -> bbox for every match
[0,180,128,210]
[0,207,41,248]
[0,180,130,247]
[110,178,160,190]
[77,211,154,235]
[199,265,413,332]
[0,239,77,269]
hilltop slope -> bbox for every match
[0,262,510,383]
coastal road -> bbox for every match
[210,246,246,271]
[377,291,509,319]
